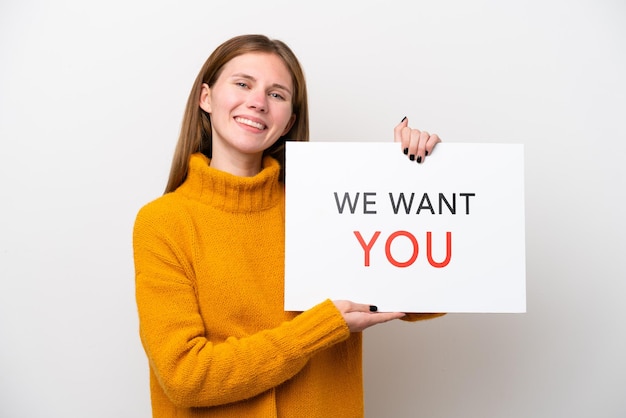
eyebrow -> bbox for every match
[231,73,293,95]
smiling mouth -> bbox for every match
[235,117,266,130]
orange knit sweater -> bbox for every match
[133,153,361,417]
[134,153,443,417]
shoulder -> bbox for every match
[136,192,182,222]
[133,192,195,239]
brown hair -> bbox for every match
[164,34,309,193]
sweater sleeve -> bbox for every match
[133,211,350,409]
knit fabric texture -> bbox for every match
[133,153,362,417]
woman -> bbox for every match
[133,34,443,418]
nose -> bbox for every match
[247,90,267,112]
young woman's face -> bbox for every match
[200,52,296,165]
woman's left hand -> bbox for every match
[394,116,441,163]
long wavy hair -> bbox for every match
[163,34,310,193]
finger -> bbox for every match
[424,133,442,160]
[394,116,408,133]
[415,130,430,163]
[333,300,374,314]
[364,311,406,327]
[376,312,407,321]
[398,126,412,157]
[394,117,409,154]
[350,302,377,313]
[407,128,422,161]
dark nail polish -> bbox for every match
[409,154,415,161]
[417,156,422,163]
[401,116,407,122]
[425,150,429,156]
[403,147,408,155]
[369,305,378,312]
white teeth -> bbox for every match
[235,117,265,130]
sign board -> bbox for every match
[284,142,526,313]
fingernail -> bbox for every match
[425,150,429,156]
[401,116,407,123]
[403,147,408,155]
[409,154,415,161]
[417,156,422,163]
[369,305,378,312]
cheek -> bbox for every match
[277,106,294,129]
[211,88,241,114]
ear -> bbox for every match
[199,83,212,113]
[281,114,297,136]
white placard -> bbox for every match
[284,142,526,313]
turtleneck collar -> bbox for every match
[176,153,283,213]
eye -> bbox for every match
[269,92,286,101]
[235,82,249,88]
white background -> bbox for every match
[1,0,624,417]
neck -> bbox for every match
[209,152,264,177]
[179,153,282,213]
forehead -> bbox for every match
[220,52,293,87]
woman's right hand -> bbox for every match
[333,300,406,332]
